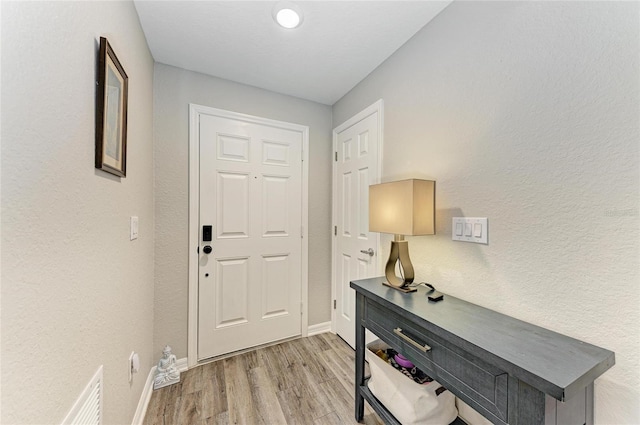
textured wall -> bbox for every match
[1,2,155,424]
[333,2,639,423]
[153,64,332,359]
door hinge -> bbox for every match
[334,225,337,236]
[335,152,338,162]
[301,226,304,239]
[301,301,304,315]
[333,299,337,309]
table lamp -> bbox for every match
[369,179,435,293]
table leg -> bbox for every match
[355,292,365,422]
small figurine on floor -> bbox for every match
[154,345,180,390]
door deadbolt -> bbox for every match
[203,245,213,254]
[203,225,213,242]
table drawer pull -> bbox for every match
[393,327,432,352]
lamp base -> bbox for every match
[382,281,417,293]
[383,237,415,291]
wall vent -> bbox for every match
[61,365,103,425]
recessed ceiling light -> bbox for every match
[273,2,304,29]
[276,9,300,29]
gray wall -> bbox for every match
[1,1,155,423]
[153,64,333,359]
[333,2,639,423]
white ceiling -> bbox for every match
[134,1,451,105]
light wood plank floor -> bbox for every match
[143,333,382,425]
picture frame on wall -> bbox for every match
[96,36,128,177]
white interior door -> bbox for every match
[197,110,305,361]
[333,101,382,348]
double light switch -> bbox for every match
[452,217,487,244]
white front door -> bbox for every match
[196,108,306,361]
[333,100,383,348]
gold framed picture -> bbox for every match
[96,37,128,177]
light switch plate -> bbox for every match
[130,216,139,241]
[452,217,487,244]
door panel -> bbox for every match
[261,254,290,318]
[342,172,352,236]
[217,172,250,238]
[334,104,381,348]
[198,112,303,360]
[218,134,250,162]
[341,254,352,320]
[262,175,290,236]
[358,168,369,238]
[262,140,291,166]
[215,257,249,327]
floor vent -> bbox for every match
[61,365,103,425]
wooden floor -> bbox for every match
[143,333,382,425]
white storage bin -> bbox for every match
[366,340,458,425]
[455,398,493,425]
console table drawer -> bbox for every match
[367,300,509,424]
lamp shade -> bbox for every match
[369,179,435,236]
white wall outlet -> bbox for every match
[452,217,488,244]
[130,216,139,241]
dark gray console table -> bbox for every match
[351,277,615,425]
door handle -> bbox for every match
[203,245,213,254]
[360,248,374,256]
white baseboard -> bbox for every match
[131,366,155,425]
[131,358,188,425]
[307,321,331,336]
[176,357,188,373]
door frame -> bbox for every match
[188,103,309,368]
[331,99,384,334]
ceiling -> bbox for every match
[134,1,451,105]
